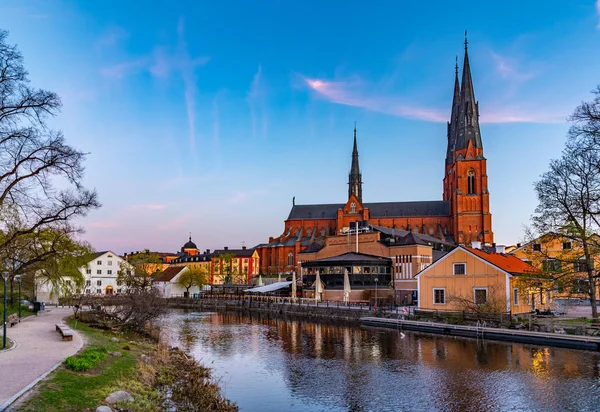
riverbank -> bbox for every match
[15,317,237,411]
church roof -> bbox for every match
[286,200,450,220]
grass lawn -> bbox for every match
[18,318,155,412]
[0,304,34,319]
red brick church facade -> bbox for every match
[256,41,494,275]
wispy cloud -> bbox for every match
[490,52,535,82]
[302,75,565,124]
[228,189,267,204]
[129,204,167,211]
[303,75,447,122]
[100,58,149,78]
[88,220,118,229]
[247,65,268,139]
[97,26,128,47]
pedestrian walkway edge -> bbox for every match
[0,319,84,411]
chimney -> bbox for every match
[492,242,496,248]
[206,249,211,254]
[471,241,481,249]
[517,243,521,248]
[242,246,247,250]
[495,245,506,254]
[224,246,228,251]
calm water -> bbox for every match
[165,311,600,411]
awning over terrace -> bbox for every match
[245,281,292,293]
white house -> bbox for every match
[36,250,129,303]
[81,250,129,296]
[153,266,200,298]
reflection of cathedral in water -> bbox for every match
[169,311,600,412]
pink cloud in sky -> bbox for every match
[304,76,447,122]
[490,52,535,82]
[303,75,566,124]
[88,220,118,229]
[129,204,167,211]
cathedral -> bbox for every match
[257,39,493,275]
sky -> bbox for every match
[1,0,600,254]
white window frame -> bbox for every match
[97,260,102,265]
[433,288,446,305]
[86,269,92,274]
[108,260,113,266]
[453,263,466,275]
[107,270,112,275]
[473,287,488,305]
[513,288,519,306]
[96,269,102,275]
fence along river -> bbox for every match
[165,310,600,412]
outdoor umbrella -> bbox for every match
[315,272,324,302]
[258,274,263,286]
[291,272,297,302]
[343,269,351,303]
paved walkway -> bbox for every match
[0,308,83,410]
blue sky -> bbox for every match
[1,1,600,253]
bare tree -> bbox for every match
[447,284,508,315]
[0,30,99,279]
[533,122,600,321]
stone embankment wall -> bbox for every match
[167,298,394,323]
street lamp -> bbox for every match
[15,275,22,319]
[2,272,10,349]
[374,277,379,312]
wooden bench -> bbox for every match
[8,313,20,327]
[55,323,74,341]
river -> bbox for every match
[165,310,600,411]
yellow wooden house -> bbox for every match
[416,245,547,314]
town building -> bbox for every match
[510,233,600,300]
[415,243,546,314]
[257,37,493,276]
[299,224,453,304]
[153,266,201,298]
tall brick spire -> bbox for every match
[445,56,461,165]
[455,31,483,152]
[348,123,362,202]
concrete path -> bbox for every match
[0,308,83,410]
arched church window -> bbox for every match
[467,169,475,195]
[288,252,294,266]
[350,202,356,213]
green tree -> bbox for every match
[177,267,210,297]
[219,252,236,284]
[118,249,163,291]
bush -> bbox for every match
[65,346,107,371]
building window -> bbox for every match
[562,242,572,250]
[117,289,122,294]
[350,202,356,213]
[96,289,101,294]
[117,281,122,286]
[467,169,475,195]
[433,288,446,304]
[108,260,113,266]
[533,243,541,252]
[97,280,102,286]
[575,258,593,272]
[85,289,90,294]
[97,270,102,275]
[97,260,102,265]
[513,288,519,306]
[474,288,488,305]
[107,270,112,275]
[453,263,466,275]
[288,252,294,266]
[86,269,92,274]
[543,259,561,272]
[526,291,531,305]
[86,280,91,286]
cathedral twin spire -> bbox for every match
[446,33,483,165]
[348,122,362,202]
